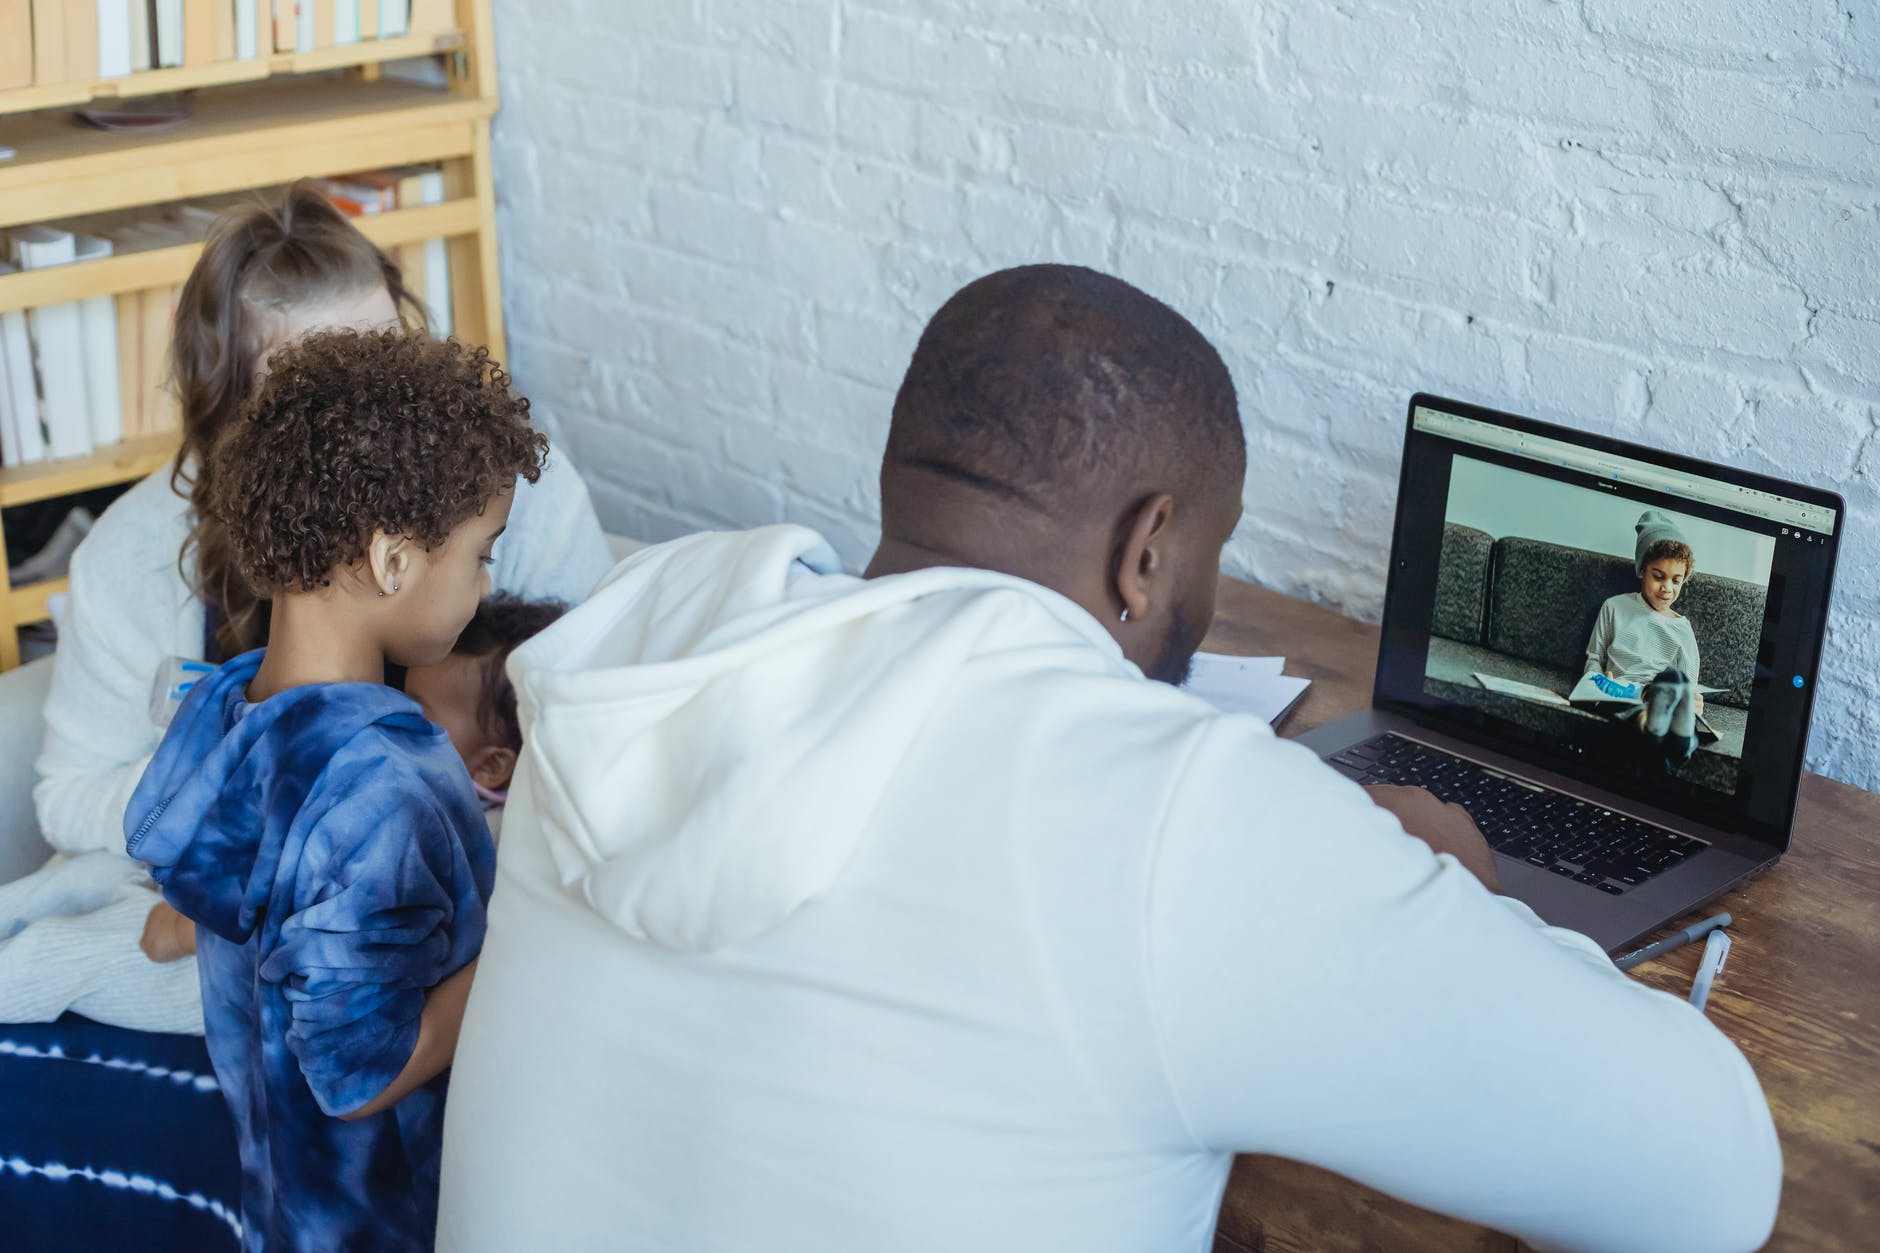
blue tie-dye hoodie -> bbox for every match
[125,650,494,1253]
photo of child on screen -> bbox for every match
[1582,511,1706,767]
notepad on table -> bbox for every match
[1183,652,1311,725]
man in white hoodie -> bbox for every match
[437,266,1781,1253]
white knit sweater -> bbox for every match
[0,450,612,1031]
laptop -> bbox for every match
[1299,394,1844,953]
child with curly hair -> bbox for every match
[124,327,547,1253]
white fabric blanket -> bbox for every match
[0,851,204,1034]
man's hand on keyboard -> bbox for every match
[1364,784,1502,892]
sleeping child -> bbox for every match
[1583,510,1705,766]
[404,593,569,819]
[124,327,548,1253]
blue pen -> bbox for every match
[1688,929,1732,1012]
[1613,912,1731,971]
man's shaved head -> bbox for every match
[870,265,1248,686]
[884,265,1245,516]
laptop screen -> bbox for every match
[1374,394,1843,848]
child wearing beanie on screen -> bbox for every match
[1583,510,1705,765]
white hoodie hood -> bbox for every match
[505,525,1133,952]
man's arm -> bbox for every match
[1146,725,1780,1253]
[341,959,478,1121]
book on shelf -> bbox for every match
[214,0,238,60]
[30,0,66,86]
[420,173,451,336]
[140,285,180,436]
[333,0,359,44]
[183,0,219,67]
[235,0,260,59]
[7,228,94,461]
[409,0,448,35]
[0,320,25,467]
[98,0,136,78]
[111,284,181,440]
[0,265,49,467]
[378,0,407,39]
[297,0,317,52]
[359,0,377,44]
[64,0,99,83]
[113,289,139,438]
[314,170,398,215]
[0,2,32,92]
[129,0,153,72]
[155,0,185,68]
[72,234,125,447]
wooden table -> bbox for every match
[1201,578,1880,1253]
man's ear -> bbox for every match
[1112,492,1176,625]
[367,531,412,597]
[466,744,518,792]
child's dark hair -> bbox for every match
[1641,539,1695,575]
[453,595,569,751]
[176,182,428,659]
[208,328,547,595]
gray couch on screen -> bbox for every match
[1424,523,1766,792]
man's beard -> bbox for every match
[1145,600,1210,687]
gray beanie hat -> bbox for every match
[1635,510,1690,573]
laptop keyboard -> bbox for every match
[1329,734,1707,895]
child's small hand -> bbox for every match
[141,901,199,963]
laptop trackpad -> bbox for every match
[1495,857,1665,951]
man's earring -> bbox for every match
[1120,607,1130,624]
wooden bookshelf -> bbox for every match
[0,31,466,117]
[0,431,178,508]
[0,0,506,670]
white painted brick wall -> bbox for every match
[488,0,1880,790]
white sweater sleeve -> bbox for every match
[33,493,183,858]
[1145,724,1781,1253]
[493,444,614,606]
[1584,598,1614,677]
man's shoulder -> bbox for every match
[999,664,1284,790]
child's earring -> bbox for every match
[1120,607,1130,624]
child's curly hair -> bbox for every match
[1641,539,1695,576]
[209,328,547,595]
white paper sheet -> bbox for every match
[1183,652,1311,724]
[1473,672,1571,707]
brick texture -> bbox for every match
[489,0,1880,789]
